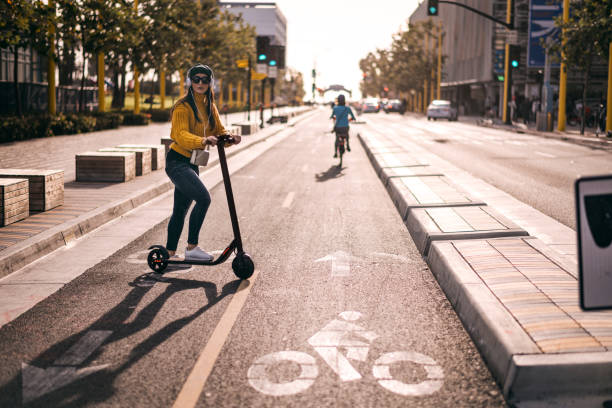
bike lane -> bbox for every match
[195,112,505,407]
[0,110,505,407]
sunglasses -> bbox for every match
[191,76,211,84]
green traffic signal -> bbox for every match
[269,60,277,66]
[511,60,519,68]
[258,54,266,61]
[427,0,439,16]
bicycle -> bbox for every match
[335,128,349,167]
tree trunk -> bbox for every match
[581,65,590,135]
[111,64,122,109]
[120,64,126,108]
[13,46,22,116]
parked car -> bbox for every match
[426,100,458,121]
[384,99,403,113]
[362,98,380,113]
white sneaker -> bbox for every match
[185,247,213,262]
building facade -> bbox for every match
[218,2,287,47]
[410,0,607,118]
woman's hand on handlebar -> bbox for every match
[221,134,241,146]
[203,136,218,146]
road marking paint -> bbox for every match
[373,351,444,396]
[315,250,357,277]
[308,314,378,381]
[535,151,556,158]
[282,192,295,208]
[247,351,318,396]
[301,164,309,172]
[172,270,259,408]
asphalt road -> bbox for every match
[0,110,506,407]
[363,112,612,230]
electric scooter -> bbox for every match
[147,134,255,280]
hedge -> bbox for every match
[0,112,126,144]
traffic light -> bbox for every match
[509,45,520,69]
[427,0,439,16]
[269,45,285,69]
[256,36,270,62]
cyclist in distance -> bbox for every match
[330,94,356,158]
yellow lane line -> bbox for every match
[173,270,260,408]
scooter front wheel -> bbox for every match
[148,247,169,273]
[232,252,254,279]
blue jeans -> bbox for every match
[165,150,211,251]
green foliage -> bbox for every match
[121,112,151,126]
[146,109,171,123]
[0,112,126,144]
[359,20,443,98]
[93,112,123,130]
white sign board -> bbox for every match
[576,175,612,310]
[267,66,277,79]
[256,63,267,74]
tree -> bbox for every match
[0,0,34,116]
[550,0,612,134]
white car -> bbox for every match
[427,100,458,121]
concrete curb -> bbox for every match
[0,108,316,278]
[476,120,612,149]
[357,128,612,406]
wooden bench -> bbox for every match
[99,147,152,176]
[116,144,165,170]
[232,122,258,135]
[0,169,64,211]
[76,152,136,182]
[0,178,29,226]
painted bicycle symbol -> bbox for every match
[247,311,444,397]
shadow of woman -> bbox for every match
[315,165,345,182]
[7,274,243,407]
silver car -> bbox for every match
[427,100,458,121]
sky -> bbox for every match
[225,0,422,101]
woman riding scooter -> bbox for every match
[165,64,240,261]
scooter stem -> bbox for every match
[217,138,244,253]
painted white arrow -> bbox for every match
[314,251,361,277]
[22,330,112,403]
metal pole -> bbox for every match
[502,0,512,124]
[557,0,569,131]
[437,22,442,100]
[606,42,612,134]
[247,57,251,121]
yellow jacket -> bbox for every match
[169,92,226,158]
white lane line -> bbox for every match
[282,192,295,208]
[172,271,260,408]
[301,164,309,172]
[535,151,556,158]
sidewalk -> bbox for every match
[357,125,612,406]
[457,114,612,149]
[0,107,314,279]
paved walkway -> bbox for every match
[0,107,312,278]
[357,125,612,405]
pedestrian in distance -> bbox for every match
[165,64,241,261]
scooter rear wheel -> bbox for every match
[232,252,254,279]
[148,247,169,273]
